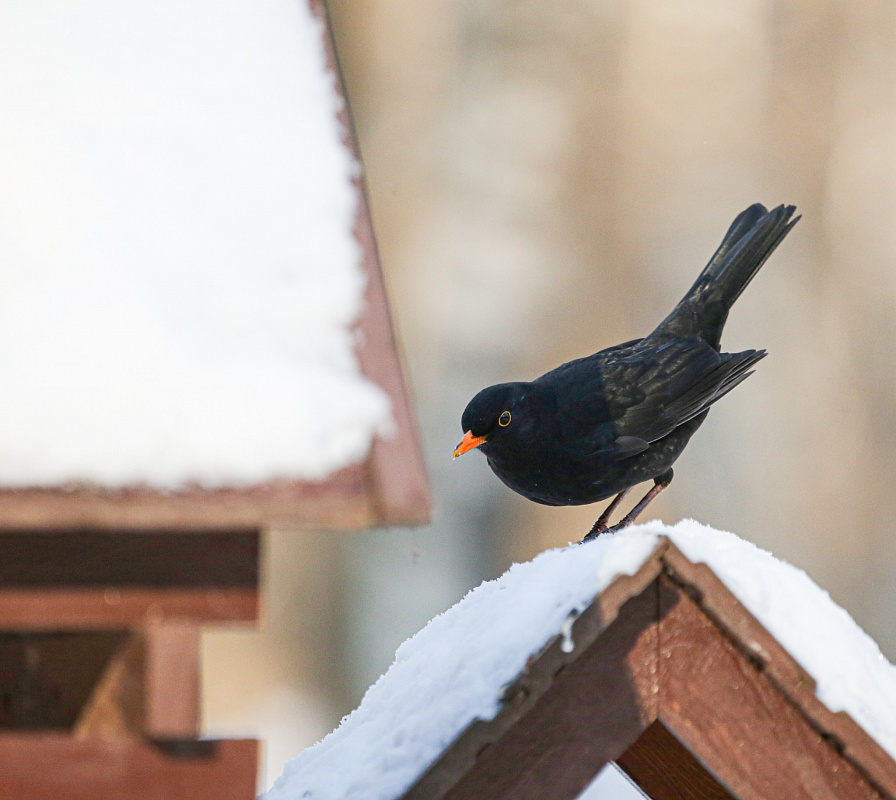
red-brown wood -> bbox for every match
[0,588,257,628]
[142,624,200,738]
[311,0,431,527]
[0,735,257,799]
[0,528,259,627]
[0,465,379,531]
[405,577,662,800]
[400,539,896,800]
[617,720,736,800]
[76,634,143,738]
[0,529,259,588]
[661,546,896,799]
[660,578,881,800]
[657,575,885,800]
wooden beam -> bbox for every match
[311,0,432,528]
[661,543,896,799]
[0,529,259,588]
[0,626,199,740]
[403,577,661,800]
[0,588,256,629]
[0,734,257,799]
[75,634,143,739]
[0,465,378,530]
[142,624,200,738]
[616,720,736,800]
[0,529,259,627]
[657,575,884,800]
[74,625,200,740]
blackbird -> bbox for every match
[453,203,799,540]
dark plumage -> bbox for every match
[454,203,799,538]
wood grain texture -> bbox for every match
[657,574,884,800]
[661,543,896,800]
[400,539,896,800]
[404,579,661,800]
[0,734,257,799]
[617,720,736,800]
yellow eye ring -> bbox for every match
[498,411,512,427]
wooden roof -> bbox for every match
[402,537,896,800]
[0,2,429,533]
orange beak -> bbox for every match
[453,430,487,459]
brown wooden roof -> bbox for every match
[402,537,896,800]
[0,2,429,533]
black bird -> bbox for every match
[454,203,799,540]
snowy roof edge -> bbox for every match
[403,537,896,800]
[0,1,430,533]
[310,0,431,528]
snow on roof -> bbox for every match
[0,1,391,488]
[264,520,896,800]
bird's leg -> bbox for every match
[581,489,631,543]
[608,469,674,533]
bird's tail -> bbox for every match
[652,203,799,349]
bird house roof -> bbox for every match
[266,521,896,800]
[0,1,428,530]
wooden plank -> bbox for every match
[657,575,884,800]
[75,626,200,739]
[404,579,661,800]
[310,0,432,527]
[616,720,736,800]
[0,734,257,800]
[0,529,258,627]
[0,588,257,628]
[0,464,376,531]
[661,542,896,800]
[0,529,258,588]
[142,624,200,738]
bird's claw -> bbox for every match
[580,524,607,544]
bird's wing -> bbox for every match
[536,337,763,458]
[605,339,766,445]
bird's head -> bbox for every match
[454,382,530,459]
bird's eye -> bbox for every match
[498,411,512,427]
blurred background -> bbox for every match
[202,0,896,789]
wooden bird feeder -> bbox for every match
[403,538,896,800]
[0,2,429,797]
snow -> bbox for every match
[265,520,896,800]
[0,1,392,488]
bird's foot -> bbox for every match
[581,523,607,543]
[580,488,631,544]
[581,471,673,542]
